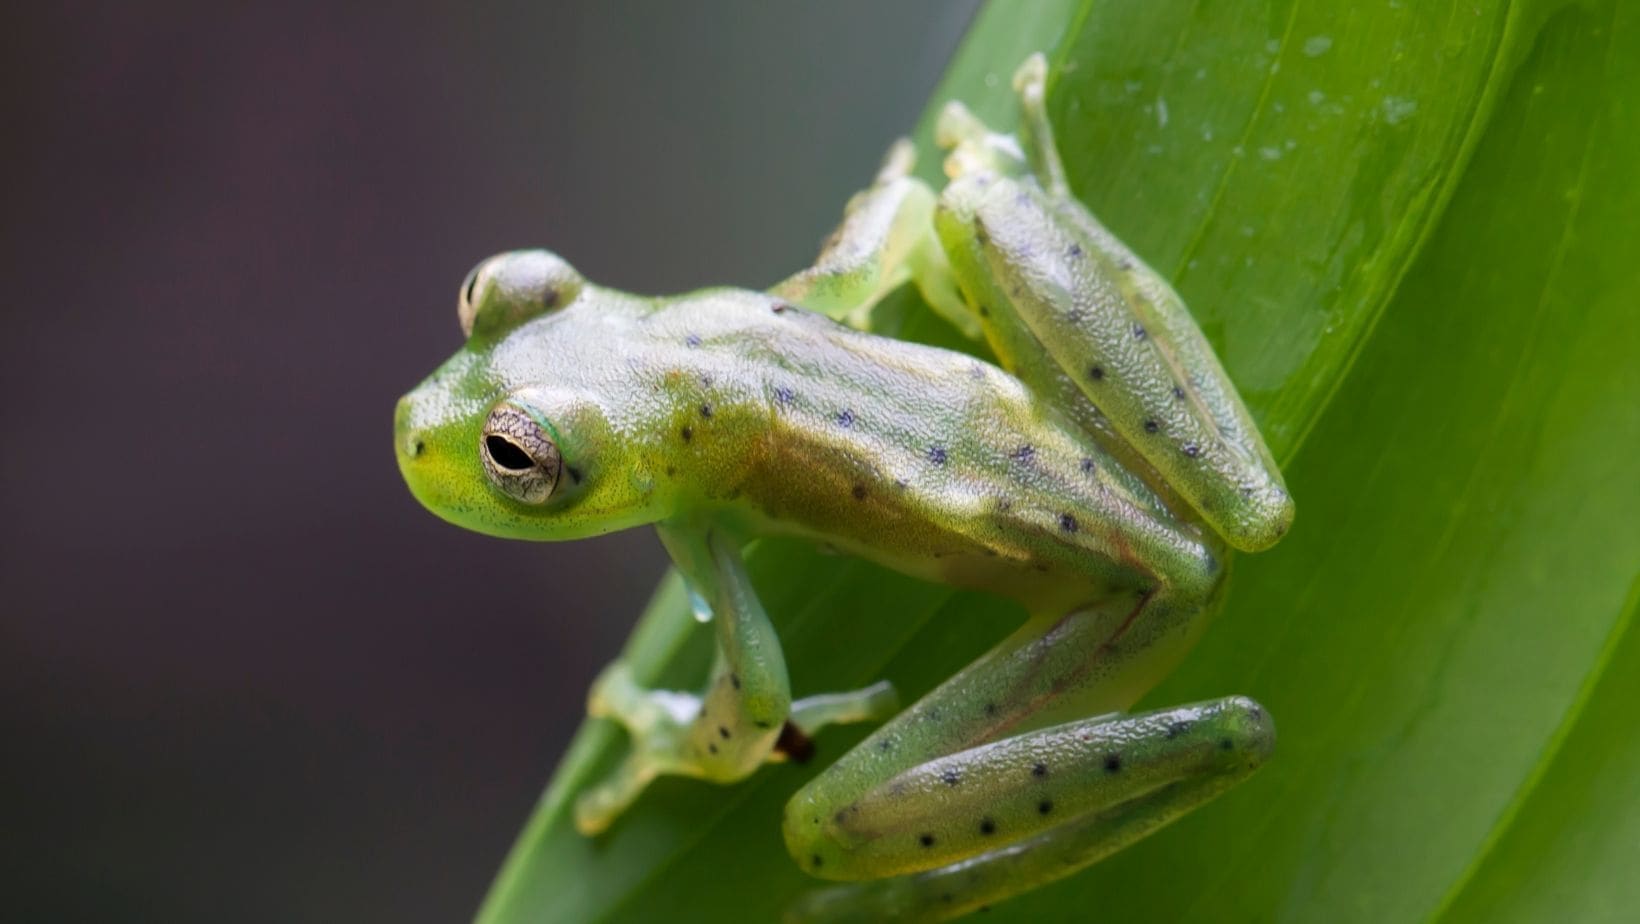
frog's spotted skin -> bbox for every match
[396,54,1289,922]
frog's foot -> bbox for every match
[771,140,979,339]
[934,52,1069,200]
[574,663,900,835]
[1011,51,1070,195]
[575,661,704,835]
[934,101,1027,181]
[784,698,1274,923]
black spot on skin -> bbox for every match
[1183,443,1201,458]
[1032,762,1049,778]
[928,445,948,465]
[979,818,996,835]
[1132,323,1147,340]
[708,743,718,755]
[685,333,701,347]
[1059,513,1078,533]
[665,465,677,477]
[730,673,741,690]
[941,768,961,786]
[680,425,693,442]
[810,855,823,869]
[835,810,849,824]
[542,288,559,308]
[984,702,998,717]
[1173,385,1186,400]
[1011,445,1035,463]
[774,386,795,407]
[1144,419,1160,434]
[1220,737,1236,751]
[836,409,855,428]
[1167,720,1193,739]
[1088,365,1105,381]
[1065,308,1085,323]
[879,739,894,752]
[919,834,936,848]
[1242,486,1256,498]
[1104,754,1122,773]
[941,894,954,904]
[699,403,713,419]
[851,483,867,501]
[978,305,991,318]
[1038,799,1054,815]
[925,708,941,722]
[566,465,583,484]
[1068,243,1083,258]
[754,720,772,729]
[699,374,714,387]
[718,726,731,740]
[772,302,791,314]
[1080,457,1096,474]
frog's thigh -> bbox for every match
[771,141,978,338]
[782,578,1240,871]
[785,697,1271,923]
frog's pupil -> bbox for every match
[486,435,535,471]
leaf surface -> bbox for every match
[479,2,1640,920]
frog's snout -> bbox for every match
[393,394,426,461]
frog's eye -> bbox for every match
[458,250,584,340]
[480,402,562,504]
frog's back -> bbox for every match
[647,290,1211,610]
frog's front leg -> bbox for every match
[574,524,897,835]
[771,140,979,338]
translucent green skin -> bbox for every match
[396,55,1291,923]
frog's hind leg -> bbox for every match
[934,63,1295,552]
[771,141,979,338]
[787,699,1271,923]
[575,525,898,835]
[780,584,1272,921]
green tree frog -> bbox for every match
[395,55,1292,921]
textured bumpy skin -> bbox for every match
[396,54,1290,923]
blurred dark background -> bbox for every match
[1,3,979,920]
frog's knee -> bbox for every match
[783,789,851,881]
[1223,482,1296,553]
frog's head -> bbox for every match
[395,250,664,541]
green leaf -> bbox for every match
[478,1,1640,921]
